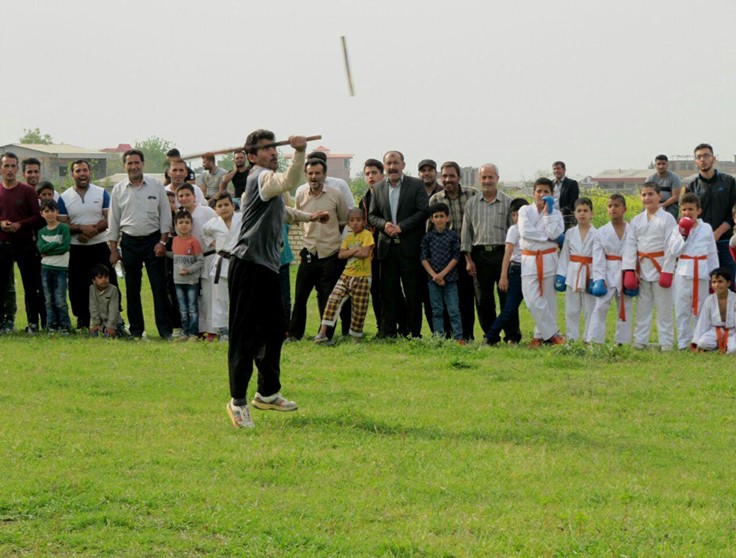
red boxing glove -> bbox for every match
[729,243,736,264]
[623,270,638,290]
[678,217,694,238]
[659,272,673,288]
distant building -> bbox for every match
[0,143,119,186]
[592,169,650,192]
[460,166,479,188]
[285,146,353,183]
[100,143,134,154]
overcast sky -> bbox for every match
[2,0,735,181]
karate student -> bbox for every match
[586,194,633,345]
[668,193,718,350]
[519,177,565,346]
[556,197,597,341]
[622,181,677,351]
[691,267,736,353]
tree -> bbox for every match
[350,174,368,201]
[134,136,175,173]
[19,127,53,144]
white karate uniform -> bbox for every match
[668,220,719,349]
[189,205,218,334]
[692,291,736,353]
[586,222,632,344]
[557,225,597,341]
[518,205,564,340]
[202,212,242,330]
[622,208,677,349]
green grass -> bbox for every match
[2,276,736,556]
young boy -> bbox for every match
[36,199,72,333]
[314,208,374,343]
[202,192,243,342]
[419,203,463,342]
[622,182,677,351]
[171,209,204,341]
[668,193,719,350]
[164,190,182,333]
[556,197,597,342]
[485,198,528,346]
[587,194,633,345]
[691,267,736,353]
[518,177,565,346]
[36,181,56,203]
[176,183,218,340]
[89,264,125,338]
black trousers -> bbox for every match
[380,244,422,337]
[289,251,341,340]
[120,233,172,338]
[472,246,521,342]
[0,241,43,328]
[228,258,283,400]
[68,243,119,328]
[370,254,382,333]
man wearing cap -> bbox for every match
[418,159,443,199]
[461,163,518,343]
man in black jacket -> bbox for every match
[552,161,579,229]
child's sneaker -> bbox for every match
[226,400,254,428]
[251,392,298,412]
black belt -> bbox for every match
[473,244,504,252]
[203,250,215,257]
[122,231,159,241]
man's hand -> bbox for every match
[77,234,90,243]
[179,269,189,276]
[499,276,509,292]
[289,136,307,152]
[384,223,398,237]
[466,260,477,277]
[110,249,120,266]
[154,243,167,257]
[309,211,329,223]
[79,224,97,237]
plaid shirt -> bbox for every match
[429,187,479,234]
[420,228,462,282]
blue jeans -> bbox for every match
[41,268,71,330]
[486,263,523,344]
[428,280,462,340]
[175,283,199,336]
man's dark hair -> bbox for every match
[22,157,41,171]
[36,181,55,195]
[166,148,181,158]
[608,193,626,207]
[364,158,384,173]
[304,158,327,173]
[440,161,461,176]
[40,198,58,211]
[202,153,216,163]
[123,149,145,164]
[693,143,714,155]
[91,264,110,278]
[71,159,90,172]
[307,150,327,163]
[654,154,668,162]
[535,177,555,192]
[710,266,732,283]
[1,152,19,164]
[244,129,275,156]
[429,202,450,216]
[552,161,566,170]
[169,158,187,170]
[383,150,405,162]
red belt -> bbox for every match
[569,254,592,292]
[679,254,708,316]
[522,248,557,296]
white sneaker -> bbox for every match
[251,392,298,412]
[226,400,255,428]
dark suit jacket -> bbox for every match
[368,175,429,260]
[558,177,579,216]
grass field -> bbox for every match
[2,266,735,557]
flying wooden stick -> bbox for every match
[341,36,355,96]
[182,135,322,159]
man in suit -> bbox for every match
[552,161,579,229]
[369,151,429,338]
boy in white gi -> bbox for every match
[556,197,597,341]
[622,182,677,351]
[519,177,565,347]
[587,194,633,345]
[668,193,719,350]
[691,267,736,353]
[202,193,243,342]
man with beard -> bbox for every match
[647,154,681,219]
[197,153,228,201]
[108,149,172,339]
[58,160,119,330]
[418,159,443,199]
[287,158,348,341]
[429,161,478,340]
[221,150,249,208]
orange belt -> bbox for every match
[569,254,593,292]
[522,248,557,296]
[604,254,625,320]
[716,326,730,354]
[637,251,664,274]
[679,254,708,316]
[605,255,622,261]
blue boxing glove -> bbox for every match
[542,195,555,215]
[590,279,607,297]
[556,233,566,248]
[623,286,639,297]
[555,274,567,292]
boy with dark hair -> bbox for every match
[37,199,72,333]
[89,264,125,338]
[420,202,463,342]
[36,181,56,203]
[171,209,204,341]
[691,267,736,353]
